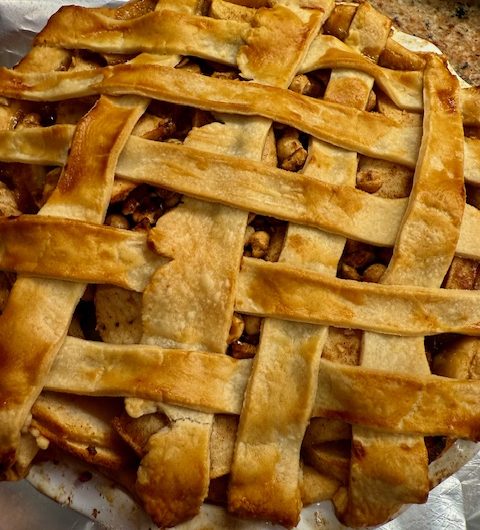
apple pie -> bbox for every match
[0,0,480,527]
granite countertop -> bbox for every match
[369,0,480,85]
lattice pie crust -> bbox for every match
[0,0,480,527]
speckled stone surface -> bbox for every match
[369,0,480,85]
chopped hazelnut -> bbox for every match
[230,341,257,359]
[244,315,262,336]
[340,263,361,281]
[228,314,245,344]
[362,263,386,283]
[281,148,308,172]
[277,128,307,172]
[17,113,41,129]
[289,74,312,95]
[250,230,270,258]
[105,214,129,229]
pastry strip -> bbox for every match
[301,36,480,125]
[1,128,479,249]
[0,125,75,165]
[230,4,388,525]
[31,393,131,470]
[462,87,480,127]
[346,55,465,527]
[301,36,423,111]
[120,138,408,243]
[465,137,480,185]
[141,120,271,346]
[235,257,480,336]
[104,2,221,525]
[30,4,480,126]
[7,239,480,337]
[0,216,167,291]
[116,144,480,257]
[227,4,332,526]
[142,172,254,352]
[0,35,100,476]
[228,321,328,526]
[313,359,480,439]
[210,0,257,23]
[98,64,421,167]
[0,95,147,469]
[49,337,252,416]
[36,8,249,64]
[135,123,253,523]
[1,125,479,259]
[119,0,224,513]
[0,68,103,100]
[1,123,479,193]
[45,338,480,440]
[382,56,465,288]
[0,64,421,166]
[295,8,393,523]
[236,4,323,86]
[136,404,213,527]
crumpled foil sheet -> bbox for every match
[0,1,479,529]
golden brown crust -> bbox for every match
[0,67,102,101]
[236,258,480,336]
[237,6,323,86]
[228,320,327,527]
[121,3,245,523]
[142,197,247,352]
[1,127,479,255]
[383,55,465,287]
[44,338,480,440]
[48,336,252,414]
[0,95,146,468]
[0,124,73,164]
[0,216,167,291]
[31,392,133,470]
[342,430,429,527]
[0,1,479,526]
[99,63,422,167]
[313,359,480,440]
[137,116,261,524]
[465,137,480,185]
[227,7,333,524]
[301,40,424,111]
[462,87,480,126]
[210,0,257,23]
[1,13,478,120]
[380,35,426,71]
[228,5,390,526]
[36,7,249,64]
[136,407,213,527]
[345,56,466,525]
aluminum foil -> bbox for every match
[0,1,479,529]
[0,0,125,68]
